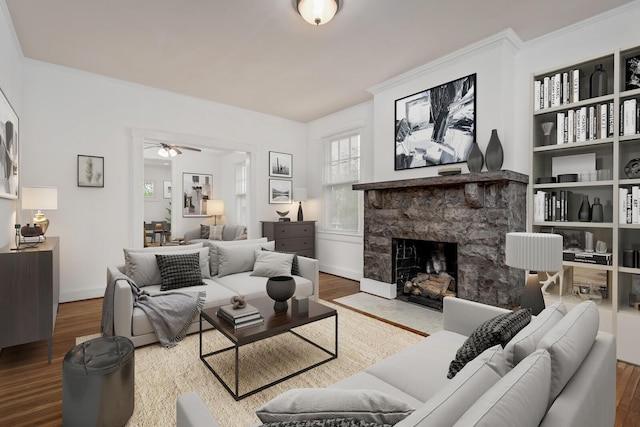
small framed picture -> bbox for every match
[269,151,293,178]
[163,180,172,199]
[77,155,104,187]
[269,179,292,204]
[625,55,640,90]
[143,180,155,198]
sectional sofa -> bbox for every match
[177,296,616,427]
[107,237,319,347]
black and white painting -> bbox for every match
[183,173,213,217]
[77,155,104,187]
[269,151,292,178]
[626,55,640,90]
[269,179,292,204]
[0,88,18,199]
[395,74,476,170]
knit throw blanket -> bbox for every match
[102,269,206,348]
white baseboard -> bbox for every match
[60,287,104,303]
[319,265,362,282]
[360,278,397,299]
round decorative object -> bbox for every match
[230,295,246,309]
[624,158,640,178]
[266,276,296,311]
[466,141,483,173]
[557,174,578,183]
[485,129,504,171]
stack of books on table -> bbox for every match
[563,250,612,266]
[216,303,264,329]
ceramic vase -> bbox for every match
[578,195,591,222]
[485,129,504,171]
[467,141,483,173]
[590,64,607,97]
[591,197,604,222]
[266,276,296,311]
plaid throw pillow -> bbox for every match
[448,308,531,379]
[155,253,203,291]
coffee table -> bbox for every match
[199,296,338,400]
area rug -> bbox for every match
[334,292,444,335]
[77,301,423,427]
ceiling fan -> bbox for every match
[144,142,202,157]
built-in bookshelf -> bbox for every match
[529,45,640,365]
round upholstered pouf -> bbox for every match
[62,336,135,427]
[266,276,296,311]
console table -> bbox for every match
[261,221,315,258]
[0,237,60,363]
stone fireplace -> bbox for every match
[353,170,528,309]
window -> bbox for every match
[323,132,360,232]
[235,162,247,225]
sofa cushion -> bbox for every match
[397,345,507,427]
[251,250,295,277]
[124,244,209,287]
[204,238,270,276]
[453,349,551,427]
[260,418,388,427]
[330,372,424,409]
[217,241,276,277]
[536,300,599,407]
[448,309,532,378]
[503,301,566,368]
[208,225,225,240]
[255,388,414,425]
[155,253,204,291]
[223,224,247,241]
[214,271,314,300]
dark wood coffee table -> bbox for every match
[199,296,338,400]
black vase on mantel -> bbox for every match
[485,129,504,171]
[467,141,483,173]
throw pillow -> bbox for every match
[216,240,276,277]
[503,301,567,368]
[205,238,270,276]
[251,250,295,277]
[447,308,532,379]
[155,253,204,291]
[261,419,389,427]
[256,388,414,425]
[209,225,225,241]
[123,243,204,278]
[262,248,301,276]
[200,224,210,239]
[453,349,551,427]
[124,245,209,286]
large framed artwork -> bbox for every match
[269,151,293,178]
[183,172,213,217]
[269,179,292,204]
[394,73,476,170]
[0,88,18,199]
[77,155,105,187]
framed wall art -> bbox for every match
[163,180,172,199]
[269,179,292,204]
[183,172,212,217]
[269,151,293,178]
[0,87,18,199]
[77,155,104,187]
[394,73,476,171]
[143,180,155,198]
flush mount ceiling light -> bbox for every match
[295,0,340,26]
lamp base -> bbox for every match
[33,211,49,235]
[520,271,545,315]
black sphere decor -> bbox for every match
[485,129,504,171]
[266,276,296,311]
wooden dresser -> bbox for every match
[262,221,315,258]
[0,237,60,364]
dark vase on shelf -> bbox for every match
[590,64,608,97]
[467,141,483,173]
[485,129,504,171]
[591,197,604,222]
[578,195,591,222]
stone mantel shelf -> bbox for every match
[353,170,528,191]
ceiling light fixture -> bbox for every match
[158,144,179,157]
[295,0,340,26]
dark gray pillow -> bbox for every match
[155,253,203,291]
[261,419,390,427]
[448,309,531,379]
[200,224,210,239]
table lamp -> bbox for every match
[207,199,224,225]
[21,186,58,235]
[293,188,307,221]
[505,232,563,315]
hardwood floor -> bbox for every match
[0,273,637,426]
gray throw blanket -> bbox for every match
[102,269,206,348]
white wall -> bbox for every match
[143,161,171,223]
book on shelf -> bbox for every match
[620,186,640,224]
[608,102,615,137]
[572,69,580,103]
[562,72,570,105]
[620,188,629,223]
[599,103,608,139]
[622,99,638,136]
[634,186,640,224]
[534,80,541,111]
[543,76,550,109]
[556,112,565,144]
[19,235,44,244]
[563,250,612,265]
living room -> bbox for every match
[1,1,640,426]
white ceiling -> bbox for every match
[5,0,633,123]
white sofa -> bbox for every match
[107,238,319,348]
[177,296,616,427]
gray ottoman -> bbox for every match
[63,336,135,427]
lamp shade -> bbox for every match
[505,232,563,272]
[22,186,58,210]
[293,188,308,202]
[296,0,339,25]
[207,199,224,216]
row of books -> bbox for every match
[534,190,571,222]
[554,102,614,144]
[216,303,264,329]
[620,98,640,136]
[563,250,613,266]
[534,70,581,110]
[619,187,640,224]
